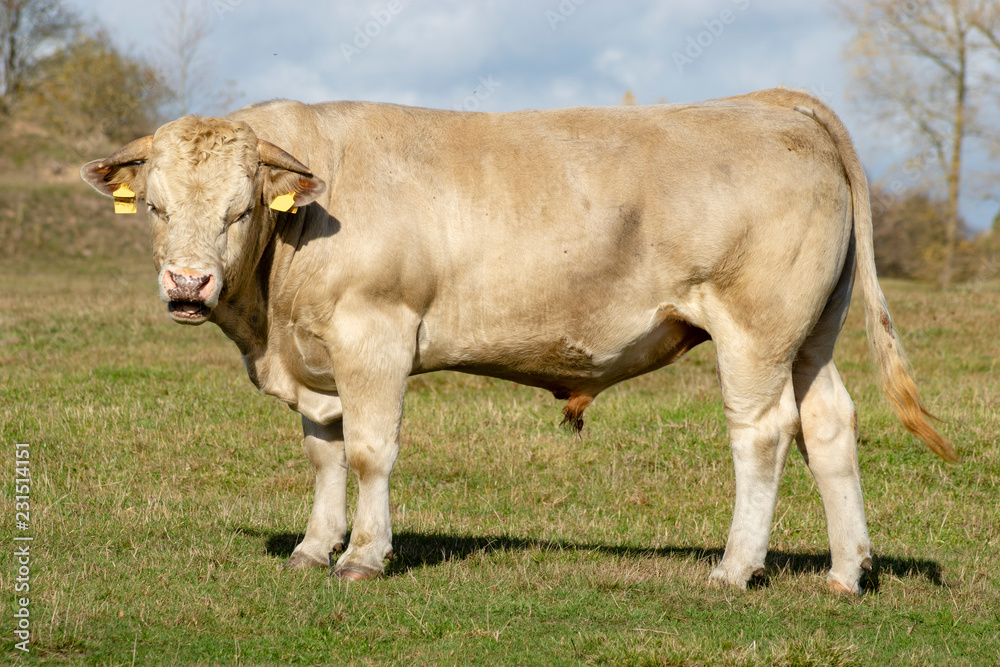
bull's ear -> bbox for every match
[264,171,327,212]
[258,140,327,211]
[80,135,153,199]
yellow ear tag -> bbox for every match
[269,192,298,214]
[112,184,137,214]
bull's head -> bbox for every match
[81,117,326,325]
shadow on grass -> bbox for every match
[235,527,941,592]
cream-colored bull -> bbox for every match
[82,88,956,594]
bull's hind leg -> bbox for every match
[286,416,349,569]
[709,347,800,588]
[791,235,871,594]
[793,352,871,594]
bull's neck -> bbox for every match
[211,257,270,382]
[209,212,287,385]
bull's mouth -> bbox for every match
[168,300,212,324]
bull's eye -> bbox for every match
[233,205,253,224]
[147,203,171,224]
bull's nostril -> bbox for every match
[165,270,214,305]
[169,271,209,291]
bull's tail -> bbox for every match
[749,88,958,462]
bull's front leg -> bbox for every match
[286,414,348,569]
[328,310,416,581]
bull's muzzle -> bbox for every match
[161,268,218,324]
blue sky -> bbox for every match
[70,0,996,230]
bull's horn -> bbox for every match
[100,135,153,168]
[257,140,314,176]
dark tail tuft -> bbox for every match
[560,394,593,435]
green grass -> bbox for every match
[1,187,999,664]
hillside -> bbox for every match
[0,180,151,264]
[0,120,150,265]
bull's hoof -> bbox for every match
[284,551,331,570]
[708,563,762,589]
[332,564,383,581]
[707,577,747,590]
[828,579,861,596]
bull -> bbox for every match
[81,89,956,593]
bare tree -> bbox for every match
[0,0,76,116]
[835,0,1000,289]
[158,0,237,117]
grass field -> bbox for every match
[2,183,999,665]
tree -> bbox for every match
[872,183,994,283]
[873,185,951,279]
[23,30,166,144]
[835,0,1000,289]
[158,0,238,117]
[0,0,76,116]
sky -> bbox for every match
[68,0,996,230]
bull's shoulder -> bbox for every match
[226,98,315,125]
[228,97,297,113]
